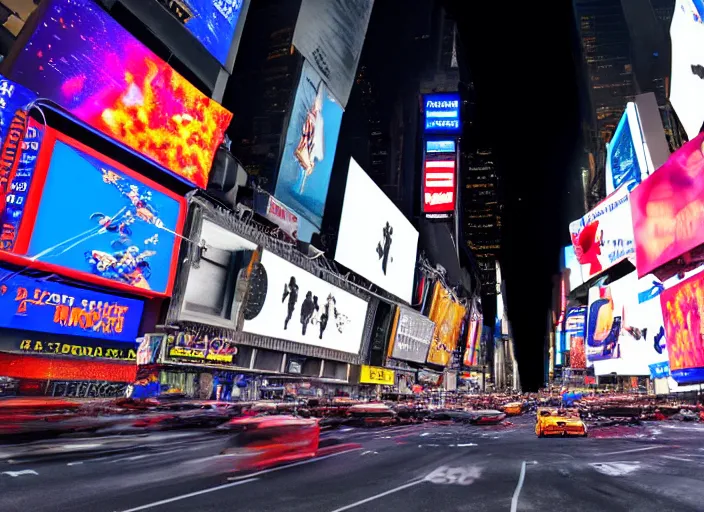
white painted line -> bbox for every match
[594,446,665,457]
[2,470,39,477]
[457,443,478,447]
[510,461,527,512]
[116,478,258,512]
[661,455,695,463]
[327,480,424,512]
[227,447,362,481]
[67,461,84,466]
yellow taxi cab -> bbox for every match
[535,407,587,437]
[503,402,523,416]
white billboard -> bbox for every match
[670,0,704,141]
[242,251,369,354]
[335,157,419,303]
[568,185,635,281]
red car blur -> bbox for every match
[220,415,320,472]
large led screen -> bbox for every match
[0,269,143,343]
[565,306,586,369]
[292,0,374,109]
[242,251,369,355]
[161,0,245,68]
[426,282,466,367]
[388,306,435,364]
[605,103,646,195]
[423,151,456,215]
[8,126,185,296]
[591,272,668,376]
[335,158,419,303]
[631,132,704,278]
[569,185,635,280]
[423,93,461,133]
[562,245,584,292]
[4,0,232,188]
[275,61,343,242]
[670,0,704,141]
[660,270,704,384]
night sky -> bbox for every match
[445,2,583,390]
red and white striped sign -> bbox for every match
[423,159,455,213]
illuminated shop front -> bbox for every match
[0,266,147,396]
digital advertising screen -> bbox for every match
[159,0,245,68]
[1,118,43,252]
[569,185,635,280]
[275,61,343,242]
[423,93,461,133]
[631,132,704,278]
[241,251,369,355]
[165,331,238,366]
[0,268,143,343]
[660,270,704,384]
[463,314,482,367]
[3,0,232,189]
[591,272,668,376]
[426,140,456,153]
[6,126,186,297]
[292,0,374,109]
[562,245,584,292]
[423,151,456,215]
[426,282,466,367]
[335,158,419,303]
[388,306,435,364]
[605,103,646,195]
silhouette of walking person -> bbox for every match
[282,276,299,330]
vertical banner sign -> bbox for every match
[265,195,299,240]
[569,185,634,280]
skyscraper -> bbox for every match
[462,148,501,296]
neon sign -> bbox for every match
[423,93,461,133]
[0,270,144,343]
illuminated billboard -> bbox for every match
[562,245,584,292]
[242,251,369,355]
[3,0,232,188]
[426,282,466,366]
[569,185,634,280]
[423,93,461,133]
[336,158,419,303]
[423,152,456,215]
[0,269,143,343]
[159,0,246,68]
[275,62,343,242]
[292,0,374,108]
[426,140,456,153]
[631,132,704,278]
[1,123,186,297]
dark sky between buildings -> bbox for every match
[444,2,582,389]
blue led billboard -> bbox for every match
[424,93,461,133]
[426,140,456,153]
[0,269,144,342]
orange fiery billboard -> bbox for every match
[426,282,466,367]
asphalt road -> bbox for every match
[3,416,704,512]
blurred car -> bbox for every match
[503,402,523,416]
[535,408,587,437]
[220,415,319,471]
[468,410,506,425]
[0,397,86,436]
[346,403,397,427]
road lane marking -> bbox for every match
[227,447,362,481]
[593,446,665,457]
[510,461,527,512]
[589,462,640,476]
[116,478,258,512]
[661,455,695,462]
[327,480,424,512]
[424,465,481,485]
[2,470,39,477]
[457,443,478,447]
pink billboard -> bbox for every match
[631,133,704,277]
